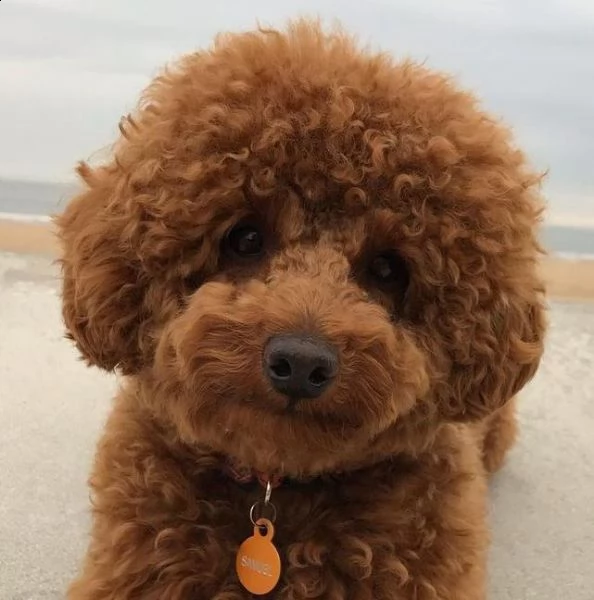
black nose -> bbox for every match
[263,335,338,399]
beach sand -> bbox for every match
[0,218,58,256]
[0,250,593,600]
[2,218,594,301]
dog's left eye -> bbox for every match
[225,223,264,257]
[368,252,409,287]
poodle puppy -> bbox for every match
[57,20,546,600]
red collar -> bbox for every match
[224,460,284,489]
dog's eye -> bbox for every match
[369,252,409,287]
[225,223,264,257]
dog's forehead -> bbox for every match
[248,186,404,258]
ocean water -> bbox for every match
[0,179,77,219]
[1,179,593,258]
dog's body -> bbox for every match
[57,22,545,600]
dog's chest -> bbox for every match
[210,478,420,600]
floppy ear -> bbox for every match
[55,163,148,374]
[445,288,546,421]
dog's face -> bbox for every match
[57,24,546,475]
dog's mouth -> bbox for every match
[226,388,364,433]
[281,395,329,414]
[166,373,425,476]
[280,397,300,414]
[154,363,427,477]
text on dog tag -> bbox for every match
[236,518,281,595]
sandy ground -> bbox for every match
[0,220,58,256]
[1,251,593,600]
[2,218,594,302]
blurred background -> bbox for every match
[0,2,593,600]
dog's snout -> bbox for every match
[263,335,338,399]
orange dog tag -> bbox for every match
[236,518,281,595]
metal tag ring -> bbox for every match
[249,500,277,526]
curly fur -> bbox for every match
[56,20,546,600]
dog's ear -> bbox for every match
[55,162,148,374]
[443,289,546,421]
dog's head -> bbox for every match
[57,22,546,475]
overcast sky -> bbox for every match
[1,0,592,222]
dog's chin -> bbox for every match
[172,389,405,477]
[210,426,374,478]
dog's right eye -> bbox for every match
[225,223,264,257]
[368,251,409,289]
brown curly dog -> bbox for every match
[56,20,546,600]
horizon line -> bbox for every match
[2,211,594,231]
[0,177,593,228]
